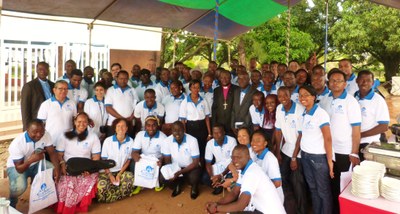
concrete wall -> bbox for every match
[110,49,160,74]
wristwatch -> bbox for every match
[291,157,297,161]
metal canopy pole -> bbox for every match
[0,0,4,107]
[88,23,93,65]
[213,0,219,61]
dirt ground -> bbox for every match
[0,96,399,214]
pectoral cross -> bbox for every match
[223,102,228,110]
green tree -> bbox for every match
[291,0,343,62]
[159,29,213,68]
[159,28,234,68]
[245,14,315,64]
[332,0,400,81]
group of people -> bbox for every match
[8,56,390,214]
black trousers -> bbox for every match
[160,166,201,189]
[331,153,351,214]
[280,153,308,214]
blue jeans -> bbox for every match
[301,151,332,214]
[7,161,53,208]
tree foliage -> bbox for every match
[291,0,343,60]
[159,1,400,80]
[159,28,232,68]
[244,15,315,64]
[332,0,400,80]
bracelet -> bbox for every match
[291,157,297,161]
[59,160,65,165]
[349,153,359,159]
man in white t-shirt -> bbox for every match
[154,68,171,102]
[205,145,285,214]
[161,122,201,199]
[105,70,138,137]
[339,59,359,96]
[282,71,300,105]
[320,68,361,214]
[311,73,330,103]
[205,124,237,195]
[6,120,60,208]
[354,70,390,161]
[67,69,88,112]
[132,116,167,166]
[37,80,77,147]
[134,89,165,131]
[57,59,76,83]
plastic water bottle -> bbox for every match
[0,197,10,214]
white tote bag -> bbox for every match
[133,155,160,189]
[340,164,353,192]
[29,159,58,214]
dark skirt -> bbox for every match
[186,119,207,160]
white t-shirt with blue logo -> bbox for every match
[319,91,361,154]
[161,134,199,168]
[101,135,134,172]
[133,131,167,159]
[7,131,53,168]
[56,131,101,162]
[355,90,390,144]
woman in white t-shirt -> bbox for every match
[179,79,212,163]
[97,118,135,203]
[161,80,185,135]
[55,112,101,213]
[84,82,108,141]
[298,85,334,214]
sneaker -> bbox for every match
[132,186,141,195]
[155,185,165,192]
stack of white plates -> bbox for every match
[351,161,386,199]
[381,177,400,202]
[360,160,386,177]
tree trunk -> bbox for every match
[159,31,168,67]
[180,40,211,62]
[238,37,246,67]
[382,57,400,82]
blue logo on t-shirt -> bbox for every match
[361,107,367,117]
[290,120,296,128]
[335,105,344,114]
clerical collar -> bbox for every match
[222,85,230,89]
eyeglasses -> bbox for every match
[299,94,313,98]
[56,87,68,91]
[329,79,345,84]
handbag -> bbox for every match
[28,159,58,214]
